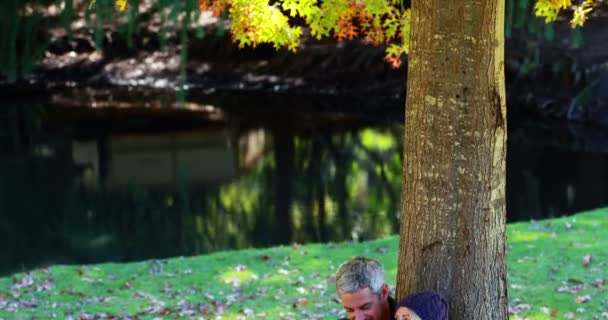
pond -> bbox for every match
[1,98,607,275]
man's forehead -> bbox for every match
[340,288,377,307]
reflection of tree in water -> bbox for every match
[6,104,608,273]
[0,107,405,273]
[204,125,404,247]
[272,125,295,245]
[289,127,404,244]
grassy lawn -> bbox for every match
[1,208,607,319]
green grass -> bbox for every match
[507,208,608,319]
[1,208,607,319]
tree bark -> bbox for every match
[396,0,508,318]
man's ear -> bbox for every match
[381,283,389,299]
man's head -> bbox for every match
[336,256,390,320]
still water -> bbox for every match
[1,102,607,275]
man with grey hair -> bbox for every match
[336,256,396,320]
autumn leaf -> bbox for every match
[114,0,127,12]
[574,295,592,303]
[199,0,208,11]
[582,254,592,267]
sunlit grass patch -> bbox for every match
[507,208,608,319]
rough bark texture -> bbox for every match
[396,0,508,319]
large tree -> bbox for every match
[396,0,508,317]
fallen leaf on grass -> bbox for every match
[11,273,34,290]
[574,295,592,304]
[35,278,53,292]
[557,283,582,294]
[582,255,592,267]
[551,309,559,317]
[508,302,531,315]
[241,308,254,316]
[19,300,38,308]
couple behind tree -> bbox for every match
[336,256,448,320]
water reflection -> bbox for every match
[1,104,607,274]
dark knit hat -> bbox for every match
[397,290,448,320]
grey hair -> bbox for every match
[335,256,385,295]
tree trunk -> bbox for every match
[396,0,508,318]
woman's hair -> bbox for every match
[335,256,385,295]
[397,290,448,320]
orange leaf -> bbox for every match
[386,55,402,68]
[211,1,227,17]
[550,309,559,317]
[336,18,358,41]
[199,0,208,12]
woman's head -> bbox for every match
[395,291,448,320]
